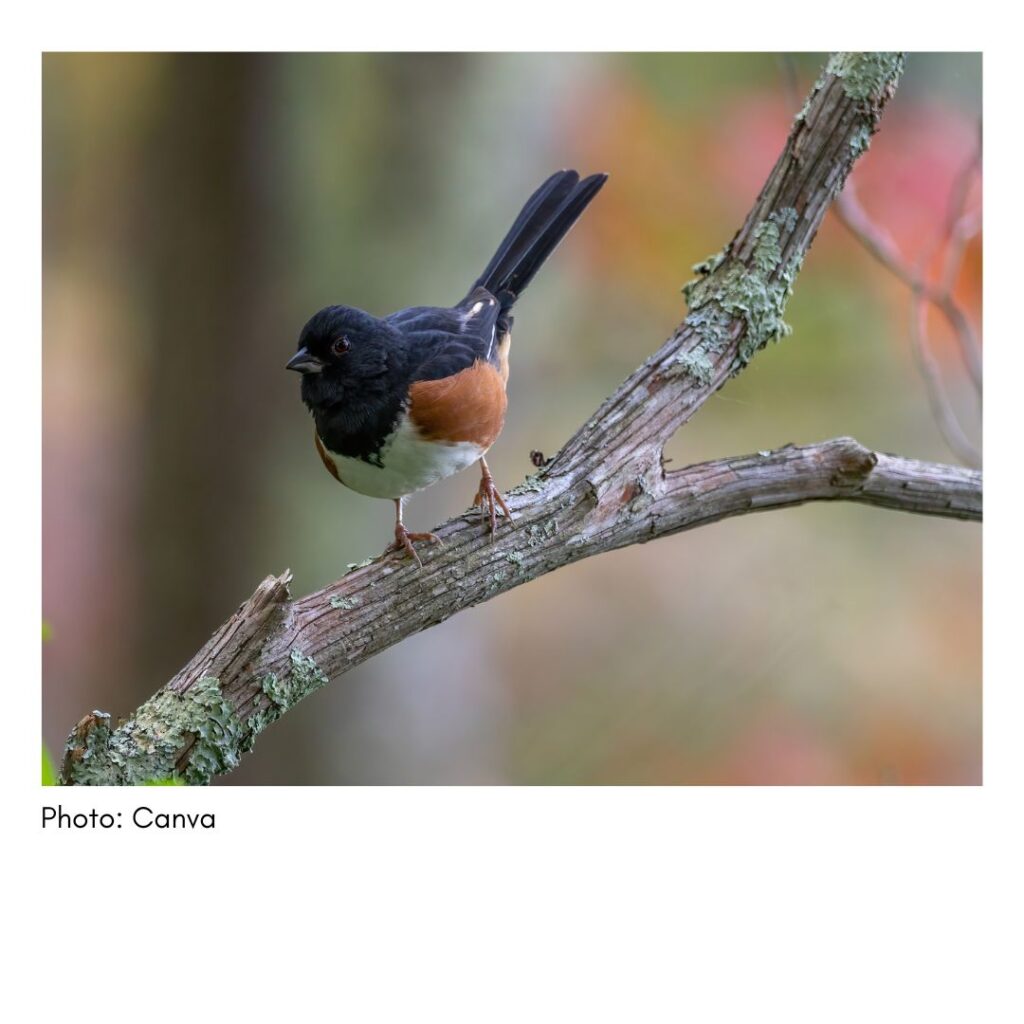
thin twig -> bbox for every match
[909,288,982,466]
[57,53,981,787]
[935,125,983,389]
[834,139,982,465]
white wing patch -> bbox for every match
[463,296,495,322]
[461,293,499,354]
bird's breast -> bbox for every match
[317,413,486,499]
[315,355,509,499]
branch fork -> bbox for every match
[60,53,981,786]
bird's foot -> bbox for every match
[472,471,515,539]
[387,523,442,568]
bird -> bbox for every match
[286,169,608,566]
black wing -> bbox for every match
[386,287,502,384]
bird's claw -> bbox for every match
[473,473,515,539]
[388,525,442,567]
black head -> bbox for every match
[287,305,401,413]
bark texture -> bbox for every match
[61,52,981,786]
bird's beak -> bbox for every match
[286,347,325,374]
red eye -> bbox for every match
[331,336,350,356]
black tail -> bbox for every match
[470,169,607,310]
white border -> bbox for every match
[6,3,1018,1020]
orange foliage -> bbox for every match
[562,66,982,363]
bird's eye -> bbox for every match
[331,336,351,356]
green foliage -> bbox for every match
[42,745,58,786]
[43,629,60,784]
[142,776,186,786]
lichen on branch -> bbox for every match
[62,675,244,785]
[675,52,904,390]
[55,52,975,789]
[826,52,905,101]
[683,207,802,373]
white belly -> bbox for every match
[327,413,485,499]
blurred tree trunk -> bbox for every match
[132,53,477,783]
[133,54,283,689]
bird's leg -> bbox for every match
[472,456,514,539]
[387,497,441,568]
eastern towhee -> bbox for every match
[286,169,608,564]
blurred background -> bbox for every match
[42,53,982,784]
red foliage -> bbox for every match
[563,68,982,354]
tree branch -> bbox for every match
[63,52,979,786]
